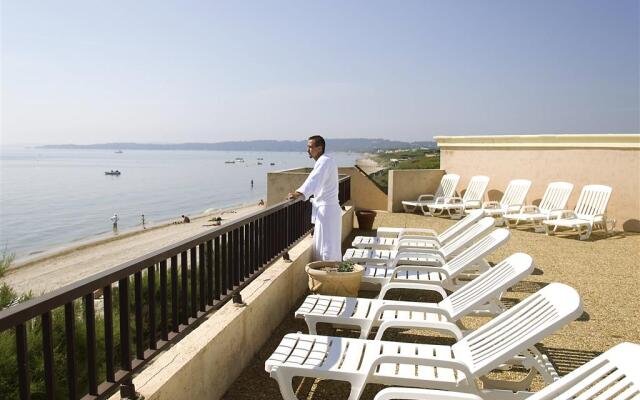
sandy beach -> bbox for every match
[2,203,264,296]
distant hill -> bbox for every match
[39,139,436,153]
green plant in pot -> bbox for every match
[305,260,365,297]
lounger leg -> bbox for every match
[304,318,318,335]
[348,380,366,400]
[533,220,545,233]
[578,224,592,241]
[544,224,555,236]
[270,367,299,400]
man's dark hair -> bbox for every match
[308,135,325,154]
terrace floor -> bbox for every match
[224,212,640,400]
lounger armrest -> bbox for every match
[506,203,524,212]
[397,235,440,242]
[544,208,565,219]
[417,194,435,202]
[391,253,446,268]
[374,388,482,400]
[365,355,474,385]
[393,265,450,276]
[590,213,607,222]
[374,318,464,341]
[396,235,441,245]
[464,200,481,208]
[444,196,463,204]
[378,282,449,300]
[520,205,541,214]
[481,200,501,209]
[397,228,438,238]
[396,248,444,256]
[373,303,450,319]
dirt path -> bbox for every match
[2,204,263,296]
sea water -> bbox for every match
[0,147,362,259]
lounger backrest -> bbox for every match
[440,217,495,258]
[574,185,612,218]
[438,209,485,243]
[462,175,490,203]
[440,253,534,320]
[453,283,583,377]
[435,174,460,199]
[538,182,574,213]
[528,342,640,400]
[442,228,510,277]
[499,179,532,208]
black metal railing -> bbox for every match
[0,176,350,400]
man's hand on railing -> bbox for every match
[287,191,304,200]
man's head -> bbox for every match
[307,135,325,160]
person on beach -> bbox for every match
[288,135,341,261]
[258,199,265,206]
[111,214,119,232]
[251,179,254,188]
[141,214,146,229]
[181,215,191,223]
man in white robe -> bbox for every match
[288,136,342,261]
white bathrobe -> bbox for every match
[296,154,342,261]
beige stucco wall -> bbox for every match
[388,169,446,212]
[338,167,388,211]
[267,167,388,211]
[111,206,355,400]
[436,134,640,232]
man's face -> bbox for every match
[307,139,322,159]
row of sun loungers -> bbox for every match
[401,174,614,240]
[265,215,638,399]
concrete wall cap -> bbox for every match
[435,134,640,149]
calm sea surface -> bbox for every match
[0,147,361,259]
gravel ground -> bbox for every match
[224,212,640,399]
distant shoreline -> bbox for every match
[12,201,260,269]
[33,139,436,153]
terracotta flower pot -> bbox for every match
[356,209,377,230]
[305,261,364,297]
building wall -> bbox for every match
[387,169,446,212]
[436,134,640,232]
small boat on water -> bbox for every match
[235,157,245,162]
[115,150,123,154]
[105,170,121,176]
[257,157,263,160]
[257,162,263,165]
[224,160,235,164]
[270,162,276,166]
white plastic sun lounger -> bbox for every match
[428,176,490,220]
[344,217,495,267]
[372,342,640,400]
[266,283,583,400]
[296,253,534,340]
[402,174,460,213]
[477,179,532,226]
[372,229,510,299]
[542,184,613,240]
[353,210,485,250]
[504,182,574,232]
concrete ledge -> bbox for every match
[435,134,640,149]
[114,206,354,400]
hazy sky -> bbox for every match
[1,0,638,145]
